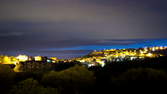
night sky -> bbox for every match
[0,0,167,58]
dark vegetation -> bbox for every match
[1,56,167,94]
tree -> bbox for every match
[9,78,59,94]
[42,65,95,94]
[112,68,167,87]
[0,64,15,94]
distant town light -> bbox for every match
[16,55,28,62]
[88,64,95,68]
[146,53,153,57]
[34,56,42,61]
[155,47,159,50]
[152,47,156,51]
[52,61,56,63]
[47,59,52,63]
[160,46,163,50]
[50,57,58,61]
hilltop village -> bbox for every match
[0,46,167,72]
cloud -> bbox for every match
[0,0,167,57]
[0,32,24,37]
[1,0,166,23]
[43,39,167,51]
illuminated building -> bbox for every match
[160,46,164,50]
[50,57,58,61]
[146,53,153,57]
[3,56,11,64]
[52,60,56,63]
[47,59,52,63]
[50,57,58,63]
[16,55,28,62]
[75,46,167,66]
[0,46,166,71]
[34,56,42,61]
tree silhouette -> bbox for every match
[0,64,15,94]
[42,65,95,94]
[9,78,59,94]
[113,68,167,87]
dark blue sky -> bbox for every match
[0,0,167,58]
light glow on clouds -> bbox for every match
[0,0,167,57]
[43,39,167,51]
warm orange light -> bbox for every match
[50,57,58,61]
[146,53,153,57]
